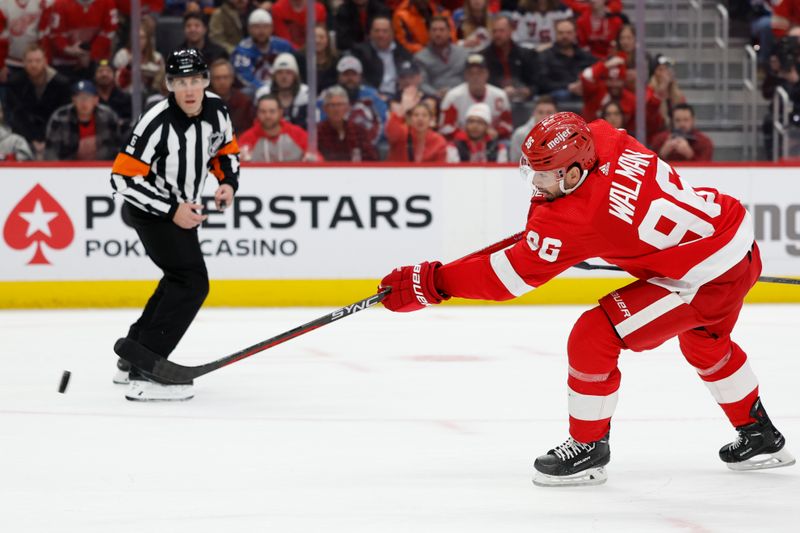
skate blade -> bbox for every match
[533,467,608,487]
[112,369,130,385]
[125,381,194,402]
[726,448,796,471]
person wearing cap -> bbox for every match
[438,52,512,140]
[254,52,310,130]
[326,55,388,146]
[415,15,469,99]
[580,55,664,142]
[334,0,391,53]
[5,43,71,156]
[209,0,248,55]
[44,79,121,160]
[181,12,229,65]
[449,102,508,162]
[317,85,378,161]
[93,59,133,129]
[648,53,685,132]
[270,0,328,50]
[393,0,457,54]
[351,16,414,98]
[231,8,295,96]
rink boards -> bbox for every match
[0,162,798,307]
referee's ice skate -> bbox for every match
[533,433,610,487]
[126,368,194,402]
[718,397,796,471]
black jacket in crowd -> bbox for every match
[538,44,596,94]
[482,43,540,96]
[6,68,72,143]
[334,0,392,53]
[351,41,414,94]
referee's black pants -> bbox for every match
[122,202,209,358]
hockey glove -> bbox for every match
[379,261,450,312]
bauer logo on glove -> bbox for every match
[379,261,450,313]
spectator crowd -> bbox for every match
[0,0,720,163]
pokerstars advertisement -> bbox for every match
[0,165,528,281]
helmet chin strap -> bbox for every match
[559,169,589,195]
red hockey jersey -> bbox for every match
[436,120,754,301]
[48,0,117,67]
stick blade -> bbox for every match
[114,338,194,384]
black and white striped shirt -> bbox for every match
[110,92,240,218]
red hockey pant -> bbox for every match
[567,246,762,443]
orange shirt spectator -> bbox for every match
[393,0,457,54]
[271,0,328,49]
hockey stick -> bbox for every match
[115,231,526,383]
[573,261,800,285]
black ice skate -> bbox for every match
[112,358,131,385]
[719,397,795,471]
[125,368,194,402]
[533,432,610,487]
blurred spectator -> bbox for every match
[352,16,414,97]
[750,2,774,67]
[334,0,391,52]
[600,100,624,128]
[0,9,7,82]
[538,19,595,103]
[209,58,254,135]
[509,95,557,161]
[113,25,165,95]
[298,25,340,91]
[255,53,310,129]
[0,0,50,75]
[386,92,448,162]
[439,53,512,139]
[48,0,118,81]
[649,103,713,162]
[209,0,248,55]
[0,104,34,161]
[93,59,132,127]
[231,9,294,96]
[6,44,71,157]
[512,0,573,50]
[271,0,328,50]
[449,102,508,162]
[771,0,800,40]
[163,0,214,16]
[239,94,309,162]
[613,24,640,80]
[416,15,468,98]
[575,0,624,59]
[317,85,378,161]
[393,0,457,54]
[181,12,228,64]
[454,0,491,52]
[581,56,664,141]
[329,55,388,146]
[483,14,539,102]
[648,54,685,132]
[44,80,121,160]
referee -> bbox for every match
[110,48,240,401]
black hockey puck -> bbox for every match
[58,370,71,393]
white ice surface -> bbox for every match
[1,304,798,532]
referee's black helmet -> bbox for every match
[165,48,209,90]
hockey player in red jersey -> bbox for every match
[378,112,795,486]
